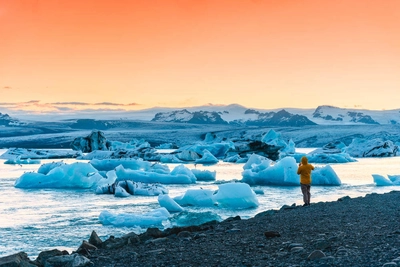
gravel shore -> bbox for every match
[85,190,400,267]
[2,191,399,267]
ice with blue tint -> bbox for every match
[261,129,288,148]
[242,156,341,186]
[194,149,219,164]
[79,150,114,160]
[95,180,169,196]
[99,208,170,227]
[115,164,196,184]
[109,139,150,150]
[14,162,110,189]
[191,169,216,181]
[372,174,400,186]
[4,156,41,165]
[174,189,216,207]
[345,138,398,157]
[304,152,356,163]
[89,158,152,171]
[160,154,184,163]
[37,161,66,174]
[223,154,243,163]
[114,186,131,197]
[177,142,234,159]
[213,182,259,209]
[243,153,271,170]
[158,194,184,212]
[0,148,81,160]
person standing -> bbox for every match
[297,156,314,206]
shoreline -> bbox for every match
[2,190,400,266]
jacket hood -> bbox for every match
[301,156,308,165]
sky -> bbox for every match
[1,0,400,113]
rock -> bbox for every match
[0,252,36,267]
[177,231,192,238]
[88,231,102,248]
[122,232,140,245]
[290,247,304,253]
[71,131,110,152]
[308,250,326,260]
[264,231,281,238]
[338,196,351,201]
[314,239,331,250]
[288,243,303,249]
[35,249,68,266]
[382,263,397,267]
[76,241,97,256]
[44,253,92,267]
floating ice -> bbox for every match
[372,174,400,186]
[14,162,106,189]
[191,169,216,181]
[194,149,219,165]
[89,158,152,172]
[212,182,259,209]
[242,156,341,186]
[305,152,356,163]
[158,194,184,212]
[4,156,41,165]
[37,161,66,175]
[115,164,196,184]
[95,180,169,196]
[174,189,215,207]
[99,208,170,227]
[160,154,184,163]
[0,148,81,160]
[176,142,234,160]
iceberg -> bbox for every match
[158,194,184,212]
[191,169,216,181]
[115,164,196,184]
[99,208,170,227]
[194,149,219,165]
[212,182,259,209]
[242,156,341,186]
[14,162,106,189]
[372,174,400,186]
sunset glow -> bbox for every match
[1,0,399,112]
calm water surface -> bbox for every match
[0,149,399,258]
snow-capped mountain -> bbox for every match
[1,104,400,126]
[150,104,400,126]
[152,109,227,124]
[0,112,21,126]
[152,108,316,126]
[310,105,400,125]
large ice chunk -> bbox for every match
[99,208,170,227]
[115,164,196,184]
[212,182,259,209]
[158,194,184,212]
[14,162,105,189]
[242,156,341,186]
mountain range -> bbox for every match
[2,104,400,127]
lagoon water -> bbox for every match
[1,148,399,258]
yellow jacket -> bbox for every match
[297,156,314,185]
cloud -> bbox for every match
[94,102,120,106]
[0,100,142,113]
[3,86,11,89]
[51,102,90,106]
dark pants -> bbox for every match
[300,183,311,205]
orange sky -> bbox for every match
[1,0,399,112]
